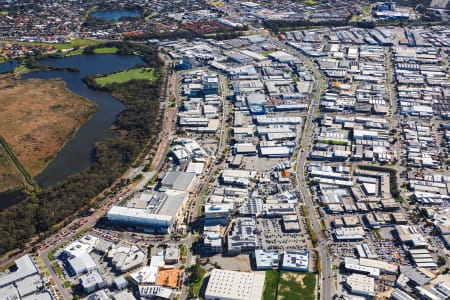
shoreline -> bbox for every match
[31,78,99,181]
[0,77,98,183]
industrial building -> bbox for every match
[205,269,265,300]
[345,273,375,297]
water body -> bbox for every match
[91,10,141,21]
[22,54,143,188]
[0,60,18,73]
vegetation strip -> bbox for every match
[0,135,35,188]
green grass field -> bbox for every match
[93,47,118,54]
[263,270,279,300]
[95,68,157,87]
[277,271,316,300]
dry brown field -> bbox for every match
[0,78,97,179]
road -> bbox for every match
[249,24,335,299]
[180,73,230,300]
[292,63,334,300]
[220,1,335,295]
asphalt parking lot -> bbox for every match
[240,156,287,172]
[256,217,311,250]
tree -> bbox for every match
[438,256,447,266]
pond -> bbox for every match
[0,60,18,73]
[91,10,141,21]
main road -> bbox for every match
[249,24,335,299]
[180,73,230,300]
[292,57,334,300]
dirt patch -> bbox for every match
[0,78,97,176]
[156,268,184,288]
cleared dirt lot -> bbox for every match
[0,78,97,177]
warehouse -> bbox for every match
[160,171,198,192]
[205,269,265,300]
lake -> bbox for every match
[22,54,143,188]
[91,10,141,21]
[0,60,18,73]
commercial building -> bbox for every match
[205,269,265,300]
[221,169,253,186]
[253,249,280,270]
[205,201,233,223]
[68,250,98,275]
[203,225,222,253]
[282,215,301,232]
[114,276,128,290]
[139,285,173,299]
[335,226,366,241]
[227,217,259,254]
[129,266,159,286]
[0,255,39,288]
[160,171,198,192]
[164,247,179,265]
[395,225,429,248]
[79,270,107,294]
[281,250,309,272]
[107,189,189,234]
[345,273,375,297]
[107,244,146,273]
[0,254,52,299]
